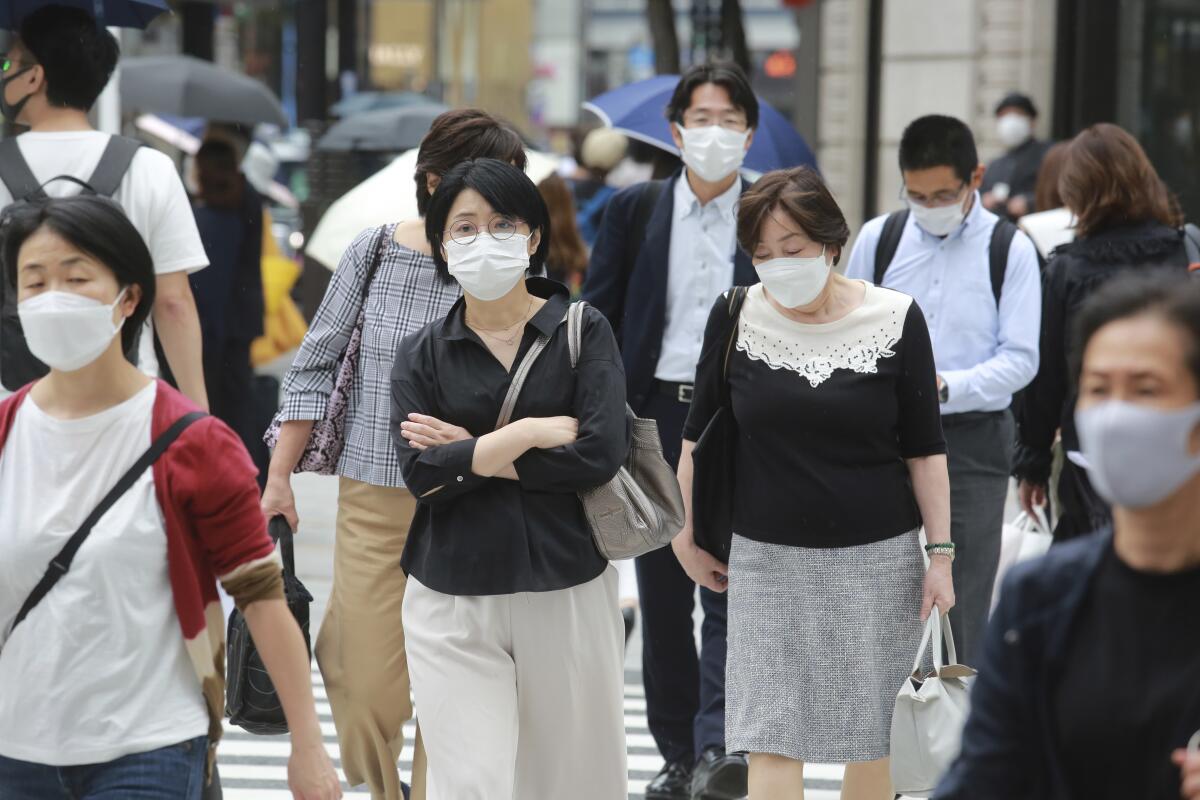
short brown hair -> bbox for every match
[736,167,850,264]
[413,109,527,216]
[1059,123,1174,239]
[1033,140,1070,212]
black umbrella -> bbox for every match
[120,55,288,128]
[0,0,169,29]
[316,104,450,153]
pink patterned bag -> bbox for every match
[263,228,389,475]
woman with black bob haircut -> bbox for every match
[390,158,631,798]
[937,269,1200,800]
[0,196,339,800]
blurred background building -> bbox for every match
[40,0,1194,270]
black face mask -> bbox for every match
[0,66,35,124]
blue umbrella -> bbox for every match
[0,0,170,29]
[583,74,817,175]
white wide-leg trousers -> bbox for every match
[403,567,628,800]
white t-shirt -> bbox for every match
[0,382,210,764]
[0,131,209,398]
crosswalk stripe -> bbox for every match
[219,670,848,799]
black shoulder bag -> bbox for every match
[1,410,205,653]
[691,286,749,564]
[225,515,313,735]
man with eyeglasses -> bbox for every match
[0,6,209,408]
[845,114,1042,666]
[583,62,758,800]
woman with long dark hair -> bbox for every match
[1016,123,1191,540]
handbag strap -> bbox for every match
[268,516,297,579]
[8,410,206,638]
[566,301,586,369]
[495,318,564,430]
[911,608,960,673]
[721,287,749,403]
[358,225,391,306]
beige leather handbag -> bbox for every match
[496,302,685,559]
[890,610,977,797]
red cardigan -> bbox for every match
[0,380,283,765]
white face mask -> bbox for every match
[18,289,127,373]
[446,233,531,301]
[755,247,831,309]
[678,125,749,183]
[1076,400,1200,509]
[996,113,1033,149]
[908,191,970,237]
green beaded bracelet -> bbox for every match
[924,542,956,561]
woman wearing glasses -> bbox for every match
[389,158,630,799]
[937,270,1200,800]
[264,110,526,800]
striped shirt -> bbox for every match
[278,224,460,488]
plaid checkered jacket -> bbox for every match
[278,225,460,488]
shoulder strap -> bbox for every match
[0,138,47,203]
[84,135,142,197]
[268,516,297,579]
[873,209,910,286]
[495,325,559,430]
[6,411,206,640]
[720,287,749,406]
[566,301,587,368]
[360,225,391,301]
[989,218,1018,307]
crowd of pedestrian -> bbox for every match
[1,5,1199,800]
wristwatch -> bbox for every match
[938,379,950,405]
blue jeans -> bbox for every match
[0,736,207,800]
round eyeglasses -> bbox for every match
[444,216,523,246]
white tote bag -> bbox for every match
[992,507,1053,611]
[890,610,977,797]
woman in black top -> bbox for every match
[1016,123,1190,540]
[675,167,955,799]
[388,159,630,799]
[937,270,1200,800]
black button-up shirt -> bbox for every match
[390,278,630,596]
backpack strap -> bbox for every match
[989,218,1018,307]
[4,411,206,645]
[873,209,910,286]
[0,138,47,203]
[83,135,142,198]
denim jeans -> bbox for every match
[0,736,207,799]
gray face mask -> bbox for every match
[1076,400,1200,509]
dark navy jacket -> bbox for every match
[934,529,1199,799]
[581,172,756,413]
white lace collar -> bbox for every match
[736,282,911,388]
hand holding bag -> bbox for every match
[496,301,685,559]
[225,516,314,735]
[263,227,389,475]
[890,610,977,797]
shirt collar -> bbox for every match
[675,171,742,221]
[440,276,569,341]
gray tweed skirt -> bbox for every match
[726,530,925,763]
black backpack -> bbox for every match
[873,208,1018,306]
[0,135,142,391]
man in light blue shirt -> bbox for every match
[846,115,1041,664]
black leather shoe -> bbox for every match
[690,748,748,800]
[645,760,693,799]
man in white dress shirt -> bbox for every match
[583,63,760,800]
[846,115,1042,664]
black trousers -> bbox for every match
[636,389,727,765]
